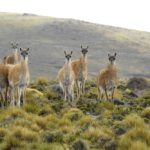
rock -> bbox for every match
[51,84,63,95]
[72,139,89,150]
[126,101,134,106]
[112,113,124,120]
[98,137,111,146]
[141,101,150,107]
[113,99,124,105]
[114,127,126,135]
[127,77,150,90]
[105,140,117,150]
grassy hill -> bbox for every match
[0,12,149,79]
[0,77,149,150]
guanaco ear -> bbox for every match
[108,53,110,57]
[20,48,23,52]
[114,52,117,56]
[70,51,73,55]
[86,46,89,49]
[81,45,83,49]
[27,48,29,51]
[64,51,67,55]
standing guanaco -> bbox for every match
[71,46,88,98]
[97,53,118,101]
[58,51,75,102]
[8,48,30,107]
[3,43,20,64]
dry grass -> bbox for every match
[141,107,150,119]
[119,127,150,150]
[121,114,147,128]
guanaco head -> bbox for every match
[64,51,73,63]
[20,48,29,60]
[11,43,18,50]
[81,45,88,57]
[108,53,117,64]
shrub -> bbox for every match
[23,99,40,114]
[141,107,150,119]
[0,128,7,141]
[35,117,47,129]
[11,127,39,142]
[118,127,150,150]
[35,77,49,86]
[62,108,83,122]
[43,131,63,143]
[121,114,146,129]
[71,139,89,150]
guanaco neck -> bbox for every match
[64,59,72,75]
[107,61,116,69]
[107,62,117,78]
[14,48,19,63]
[20,56,29,74]
[80,54,87,70]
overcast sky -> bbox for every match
[0,0,150,32]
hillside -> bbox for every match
[0,12,150,78]
[0,77,149,150]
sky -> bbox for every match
[0,0,150,32]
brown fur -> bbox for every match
[0,64,13,107]
[97,63,118,101]
[71,55,88,98]
[3,50,20,65]
[8,49,30,107]
[58,52,75,102]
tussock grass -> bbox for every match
[82,126,113,143]
[10,126,39,142]
[119,127,150,150]
[0,78,149,149]
[71,138,89,150]
[62,108,83,121]
[141,107,150,119]
[0,128,8,140]
[23,99,40,114]
[29,143,65,150]
[129,141,150,150]
[35,116,48,129]
[35,77,49,86]
[121,114,147,128]
[79,115,97,127]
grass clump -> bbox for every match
[82,126,113,143]
[43,131,63,143]
[141,107,150,119]
[35,116,48,129]
[30,143,65,150]
[71,139,89,150]
[35,77,49,86]
[120,114,147,129]
[10,126,39,142]
[23,99,40,114]
[62,108,83,122]
[118,127,150,150]
[0,128,7,141]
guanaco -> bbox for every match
[8,48,30,107]
[3,43,20,64]
[0,64,12,107]
[58,51,75,102]
[71,46,88,98]
[97,53,118,101]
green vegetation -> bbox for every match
[0,77,149,150]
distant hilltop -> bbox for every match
[0,12,149,79]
